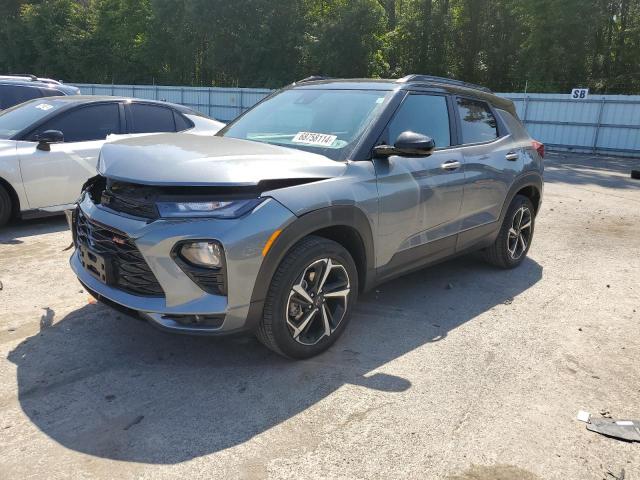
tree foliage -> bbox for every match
[0,0,638,92]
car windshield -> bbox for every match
[0,99,68,139]
[220,89,391,160]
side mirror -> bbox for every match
[373,131,436,158]
[35,130,64,151]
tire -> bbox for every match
[0,185,12,227]
[256,235,359,359]
[482,194,535,269]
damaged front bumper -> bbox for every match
[70,192,295,335]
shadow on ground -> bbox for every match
[544,152,640,189]
[0,215,68,245]
[8,255,542,464]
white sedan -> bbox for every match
[0,96,224,226]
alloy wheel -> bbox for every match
[285,258,351,346]
[507,206,532,260]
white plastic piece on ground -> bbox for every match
[577,410,591,423]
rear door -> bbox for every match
[455,97,523,234]
[18,102,122,209]
[374,92,465,268]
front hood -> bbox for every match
[98,133,346,186]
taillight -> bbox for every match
[532,140,544,159]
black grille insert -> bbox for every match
[75,209,164,297]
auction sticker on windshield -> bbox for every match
[35,103,54,111]
[292,131,337,147]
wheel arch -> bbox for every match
[0,176,20,219]
[499,173,543,223]
[246,205,375,327]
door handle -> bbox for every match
[505,151,519,161]
[441,160,461,171]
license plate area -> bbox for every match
[79,245,114,285]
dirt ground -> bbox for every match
[0,152,639,480]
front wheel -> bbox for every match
[256,236,358,359]
[0,185,12,227]
[483,194,535,269]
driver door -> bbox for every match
[18,102,122,209]
[374,93,465,269]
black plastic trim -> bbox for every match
[245,205,375,327]
[170,240,227,295]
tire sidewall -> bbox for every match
[500,195,535,267]
[268,239,358,359]
[0,186,12,227]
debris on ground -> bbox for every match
[587,418,640,442]
[504,297,513,305]
[600,408,612,419]
[0,279,3,290]
[604,467,626,480]
[577,410,591,423]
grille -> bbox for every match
[75,209,164,297]
[100,182,159,219]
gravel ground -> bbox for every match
[0,152,639,480]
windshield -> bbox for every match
[0,99,68,139]
[220,89,391,160]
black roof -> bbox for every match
[291,74,515,114]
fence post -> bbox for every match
[208,88,212,117]
[522,94,530,126]
[239,89,244,117]
[592,97,606,154]
[180,87,184,105]
[155,85,159,100]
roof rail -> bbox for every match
[397,74,492,93]
[294,75,333,84]
[4,73,38,81]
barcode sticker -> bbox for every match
[292,131,337,147]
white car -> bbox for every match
[0,96,224,225]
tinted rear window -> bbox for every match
[130,104,176,133]
[456,98,498,144]
[173,111,192,131]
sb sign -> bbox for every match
[571,88,589,99]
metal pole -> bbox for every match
[208,88,212,117]
[239,89,244,117]
[592,97,606,154]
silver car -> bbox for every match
[70,75,544,359]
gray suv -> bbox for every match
[70,75,543,359]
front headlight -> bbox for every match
[156,198,264,218]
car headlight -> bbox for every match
[178,241,223,268]
[156,198,264,218]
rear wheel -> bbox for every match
[483,194,535,269]
[0,185,12,227]
[256,236,358,359]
